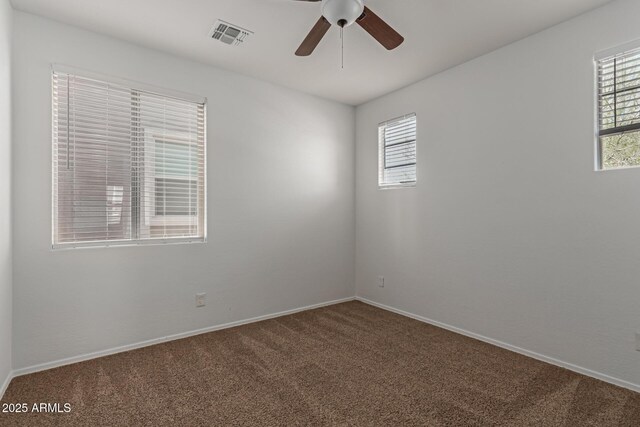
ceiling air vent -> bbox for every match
[210,20,253,46]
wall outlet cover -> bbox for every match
[196,293,206,308]
[636,332,640,352]
[378,276,385,288]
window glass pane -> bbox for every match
[616,88,640,128]
[154,140,198,177]
[385,141,416,169]
[383,164,416,185]
[600,130,640,169]
[155,178,197,216]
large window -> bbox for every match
[597,45,640,170]
[378,114,417,188]
[52,68,206,248]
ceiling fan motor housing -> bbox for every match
[322,0,364,28]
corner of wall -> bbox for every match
[351,104,358,298]
[0,0,14,399]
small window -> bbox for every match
[378,114,417,187]
[596,45,640,170]
[52,69,206,248]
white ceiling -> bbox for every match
[11,0,614,105]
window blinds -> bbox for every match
[52,70,206,248]
[378,114,417,187]
[597,46,640,169]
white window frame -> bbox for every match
[51,64,207,249]
[378,113,417,189]
[143,129,200,230]
[594,40,640,171]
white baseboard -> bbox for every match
[12,296,355,379]
[12,295,638,396]
[356,296,640,394]
[1,370,12,400]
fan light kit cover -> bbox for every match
[322,0,364,27]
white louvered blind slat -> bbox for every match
[378,114,417,187]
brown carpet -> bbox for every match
[1,301,640,426]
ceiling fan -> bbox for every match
[293,0,404,57]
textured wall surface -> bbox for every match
[12,11,355,369]
[356,0,640,388]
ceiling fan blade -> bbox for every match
[295,16,331,57]
[356,6,404,50]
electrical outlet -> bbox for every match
[636,332,640,352]
[378,276,385,288]
[196,293,206,308]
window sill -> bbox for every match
[595,164,640,172]
[52,237,206,251]
[378,183,417,190]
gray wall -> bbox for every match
[12,11,355,370]
[0,0,12,393]
[355,0,640,388]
